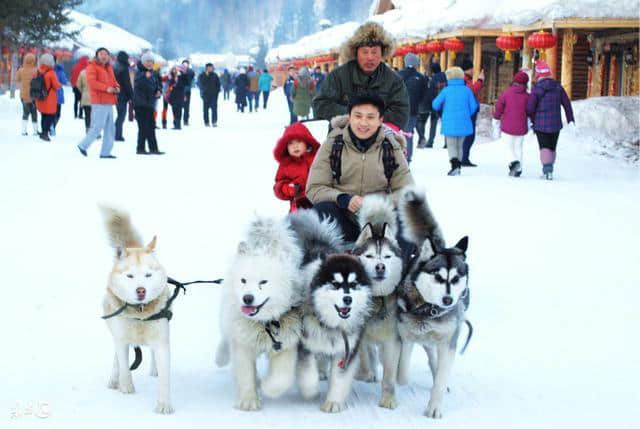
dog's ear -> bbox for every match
[237,241,249,255]
[420,236,437,259]
[382,222,395,241]
[454,236,468,254]
[145,235,157,252]
[355,223,373,247]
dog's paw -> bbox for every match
[424,401,443,419]
[154,401,174,414]
[355,369,377,383]
[107,378,119,390]
[235,397,261,411]
[118,380,135,394]
[378,392,398,409]
[320,400,345,413]
[261,375,290,398]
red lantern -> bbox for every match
[496,34,523,62]
[394,46,406,57]
[527,30,557,61]
[426,40,444,54]
[415,42,430,54]
[1,46,10,56]
[405,45,417,54]
[443,37,465,61]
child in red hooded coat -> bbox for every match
[273,122,320,212]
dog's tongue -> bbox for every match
[241,306,257,316]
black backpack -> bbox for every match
[29,72,48,101]
[329,134,398,194]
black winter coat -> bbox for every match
[197,71,220,98]
[399,67,427,116]
[133,61,160,109]
[169,73,188,106]
[114,52,133,103]
[234,73,248,97]
[183,68,195,93]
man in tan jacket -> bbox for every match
[306,93,413,242]
[16,53,39,136]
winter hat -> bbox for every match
[141,52,155,63]
[445,66,464,80]
[340,21,396,61]
[39,53,55,68]
[513,71,529,85]
[404,53,419,68]
[535,60,552,78]
[274,122,320,162]
[460,58,474,72]
[430,62,442,74]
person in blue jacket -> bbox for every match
[52,57,69,136]
[432,66,478,176]
[258,68,274,110]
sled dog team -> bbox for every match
[100,186,471,418]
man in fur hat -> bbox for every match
[312,22,409,130]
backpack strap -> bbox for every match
[381,139,399,194]
[329,134,344,185]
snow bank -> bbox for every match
[57,10,152,55]
[571,96,640,163]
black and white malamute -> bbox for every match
[297,254,373,413]
[396,187,471,419]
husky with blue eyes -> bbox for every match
[396,187,471,419]
[297,254,373,413]
[215,216,306,411]
[100,207,173,414]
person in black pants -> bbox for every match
[113,51,133,141]
[181,60,195,126]
[168,65,187,129]
[133,54,164,155]
[197,63,220,127]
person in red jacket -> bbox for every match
[273,122,320,212]
[77,47,120,159]
[35,53,62,141]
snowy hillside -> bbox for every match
[1,89,638,428]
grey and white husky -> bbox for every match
[351,194,404,409]
[215,216,305,411]
[396,186,471,419]
[297,254,373,413]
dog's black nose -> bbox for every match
[243,294,254,305]
[375,263,385,273]
[343,296,352,305]
[442,296,453,306]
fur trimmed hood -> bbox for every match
[340,21,396,62]
[274,122,320,162]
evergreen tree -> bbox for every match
[0,0,82,47]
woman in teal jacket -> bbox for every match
[432,66,478,176]
[258,69,274,109]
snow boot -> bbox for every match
[21,120,28,136]
[509,161,522,177]
[39,131,50,142]
[542,163,553,180]
[447,158,461,176]
[32,121,39,136]
[417,137,427,149]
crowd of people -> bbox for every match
[12,21,573,183]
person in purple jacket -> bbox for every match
[526,60,575,180]
[494,71,530,177]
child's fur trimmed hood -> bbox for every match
[340,22,396,63]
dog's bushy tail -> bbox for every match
[398,186,444,247]
[99,206,143,249]
[358,194,397,235]
[288,209,345,258]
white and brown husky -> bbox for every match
[100,207,173,414]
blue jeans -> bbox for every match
[402,115,417,163]
[286,98,297,124]
[462,112,478,162]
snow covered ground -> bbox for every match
[1,88,638,428]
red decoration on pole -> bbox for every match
[496,34,523,62]
[426,40,445,54]
[415,42,430,54]
[443,37,465,61]
[527,30,557,61]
